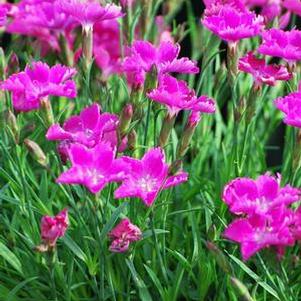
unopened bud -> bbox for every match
[144,65,158,92]
[5,110,19,143]
[230,277,254,301]
[128,129,137,151]
[227,42,239,86]
[177,111,201,157]
[40,97,54,126]
[206,241,232,274]
[7,52,19,76]
[159,112,176,147]
[119,104,133,137]
[82,25,93,70]
[0,47,6,80]
[207,224,217,241]
[24,139,48,168]
[168,159,183,175]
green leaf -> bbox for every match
[0,241,23,275]
[62,235,87,263]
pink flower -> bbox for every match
[1,62,77,112]
[41,209,69,246]
[222,174,300,216]
[93,20,122,78]
[283,0,301,16]
[108,218,141,252]
[274,83,301,128]
[147,75,215,116]
[0,6,7,27]
[58,0,123,28]
[202,5,264,43]
[123,40,199,87]
[114,148,188,206]
[258,29,301,63]
[238,52,292,86]
[56,143,128,194]
[224,209,295,260]
[46,103,123,159]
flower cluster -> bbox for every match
[223,174,301,260]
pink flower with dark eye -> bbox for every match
[0,62,77,112]
[258,29,301,63]
[123,40,199,87]
[202,5,264,44]
[46,103,123,158]
[56,143,128,194]
[108,218,141,252]
[238,52,292,86]
[224,208,295,260]
[147,75,215,116]
[222,173,300,216]
[283,0,301,16]
[58,0,123,28]
[93,20,122,78]
[274,83,301,128]
[41,209,69,246]
[114,148,188,206]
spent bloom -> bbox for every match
[1,62,77,112]
[147,75,215,116]
[56,143,128,194]
[202,4,264,44]
[258,29,301,63]
[238,52,292,86]
[41,209,69,247]
[108,218,142,253]
[58,0,123,29]
[222,173,300,216]
[274,82,301,128]
[224,208,295,260]
[123,40,199,87]
[46,103,124,160]
[114,148,188,206]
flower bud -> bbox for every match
[24,138,48,168]
[118,103,133,138]
[7,52,19,76]
[159,112,176,147]
[128,129,137,151]
[177,111,201,158]
[40,97,54,126]
[206,241,232,274]
[230,277,254,301]
[5,110,19,144]
[82,25,93,70]
[0,47,6,80]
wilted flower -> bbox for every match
[222,173,300,216]
[147,75,215,116]
[202,5,264,44]
[258,29,301,63]
[1,62,77,112]
[274,83,301,128]
[238,52,292,86]
[123,40,198,87]
[56,143,128,194]
[224,208,295,260]
[108,218,141,252]
[46,103,125,160]
[41,209,69,247]
[114,148,188,206]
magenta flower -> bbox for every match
[108,218,142,253]
[238,52,292,86]
[224,209,295,260]
[283,0,301,16]
[1,62,77,112]
[46,103,123,159]
[222,174,300,216]
[93,20,122,78]
[123,40,199,87]
[58,0,123,29]
[114,148,188,206]
[258,29,301,63]
[56,143,128,194]
[41,209,69,246]
[202,5,264,44]
[274,83,301,128]
[147,75,215,116]
[0,6,7,27]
